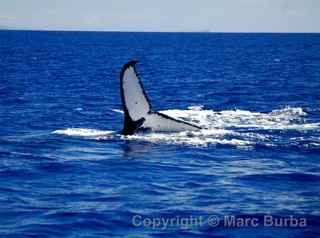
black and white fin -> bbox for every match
[120,60,202,135]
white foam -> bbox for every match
[111,109,124,114]
[53,128,114,137]
[123,130,253,147]
[53,106,319,148]
[160,106,319,131]
[187,105,205,111]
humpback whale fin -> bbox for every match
[120,60,202,135]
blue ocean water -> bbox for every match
[0,30,320,237]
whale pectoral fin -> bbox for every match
[120,61,151,121]
[143,112,202,132]
[119,61,201,135]
[122,117,146,135]
[120,61,152,135]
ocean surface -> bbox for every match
[0,30,320,238]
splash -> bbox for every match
[161,106,318,130]
[53,106,320,148]
[53,128,114,137]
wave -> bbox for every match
[53,106,320,148]
[53,128,114,137]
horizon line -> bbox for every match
[0,27,319,34]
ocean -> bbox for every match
[0,30,319,237]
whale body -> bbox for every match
[120,61,202,135]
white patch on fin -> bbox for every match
[120,61,151,121]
